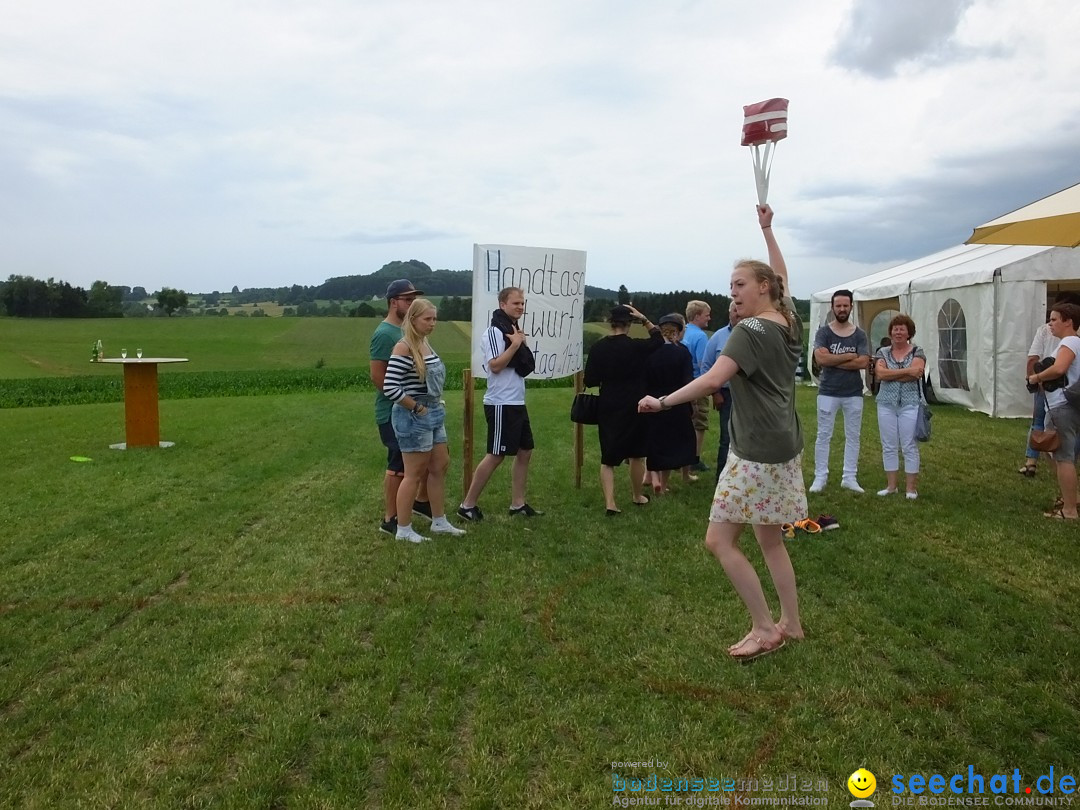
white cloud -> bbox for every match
[830,0,984,77]
[1,0,1079,299]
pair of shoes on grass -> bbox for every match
[782,515,840,539]
[781,521,816,537]
[781,519,818,539]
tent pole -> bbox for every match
[991,269,1001,418]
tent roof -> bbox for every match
[810,243,1055,303]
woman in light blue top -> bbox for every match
[874,314,925,500]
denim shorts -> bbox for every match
[391,402,448,453]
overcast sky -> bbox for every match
[2,0,1078,298]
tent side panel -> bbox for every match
[995,279,1048,418]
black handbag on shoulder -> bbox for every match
[570,392,600,425]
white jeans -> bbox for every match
[877,402,920,473]
[815,395,863,479]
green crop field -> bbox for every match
[0,316,477,379]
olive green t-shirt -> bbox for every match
[721,308,804,464]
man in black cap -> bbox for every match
[370,279,431,534]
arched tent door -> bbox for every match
[857,298,901,340]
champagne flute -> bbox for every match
[121,348,128,359]
[136,348,143,359]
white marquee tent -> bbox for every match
[809,243,1080,418]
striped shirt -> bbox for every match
[383,349,441,403]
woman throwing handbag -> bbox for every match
[638,204,804,661]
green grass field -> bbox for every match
[0,317,478,378]
[1,318,1077,808]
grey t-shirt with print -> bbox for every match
[814,325,870,398]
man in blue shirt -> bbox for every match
[702,302,739,481]
[683,300,712,471]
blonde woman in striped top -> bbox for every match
[383,299,466,543]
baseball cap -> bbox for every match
[386,279,424,299]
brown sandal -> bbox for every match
[728,634,786,662]
[1045,508,1078,520]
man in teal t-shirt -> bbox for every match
[369,279,429,534]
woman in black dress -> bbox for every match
[643,314,698,493]
[584,303,663,514]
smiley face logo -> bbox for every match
[847,768,877,799]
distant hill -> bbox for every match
[225,259,619,305]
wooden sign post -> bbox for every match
[462,368,474,497]
[574,370,584,488]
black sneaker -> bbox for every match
[412,500,433,521]
[379,516,398,535]
[509,503,543,517]
[816,514,840,531]
[457,505,484,522]
[692,460,710,472]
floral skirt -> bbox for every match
[709,450,807,525]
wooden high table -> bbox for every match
[98,357,189,449]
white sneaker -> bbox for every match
[906,491,919,500]
[841,478,865,494]
[396,526,429,543]
[809,478,827,493]
[877,488,897,496]
[430,519,466,536]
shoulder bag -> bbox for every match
[1030,429,1060,453]
[915,371,932,443]
[570,392,600,425]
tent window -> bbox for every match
[869,309,901,347]
[937,298,969,391]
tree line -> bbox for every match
[0,275,196,318]
[2,268,807,323]
[1,275,127,318]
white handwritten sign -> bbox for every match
[471,244,586,380]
